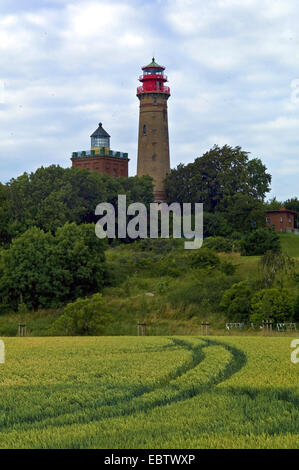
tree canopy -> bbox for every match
[0,166,154,246]
[0,222,107,311]
[165,145,272,234]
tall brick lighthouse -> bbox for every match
[137,58,171,201]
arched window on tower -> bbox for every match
[143,124,147,135]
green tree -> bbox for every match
[0,223,107,311]
[220,281,253,321]
[4,166,154,241]
[0,227,57,311]
[165,145,271,211]
[53,293,111,335]
[284,197,299,213]
[240,228,281,256]
[264,197,283,210]
[0,183,11,247]
[250,288,295,323]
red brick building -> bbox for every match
[71,123,129,178]
[266,207,298,233]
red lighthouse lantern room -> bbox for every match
[137,58,170,95]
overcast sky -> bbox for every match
[0,0,299,200]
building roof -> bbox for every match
[266,206,297,215]
[142,57,165,70]
[90,122,110,138]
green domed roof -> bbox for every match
[142,57,164,69]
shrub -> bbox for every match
[250,288,295,323]
[137,238,183,254]
[240,229,281,256]
[220,281,253,321]
[219,261,236,276]
[204,236,238,253]
[190,248,220,269]
[53,293,111,335]
[259,251,296,288]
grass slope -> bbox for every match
[279,233,299,258]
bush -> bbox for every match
[219,261,236,276]
[137,238,183,255]
[250,288,295,323]
[53,293,111,335]
[220,281,253,321]
[204,236,240,253]
[240,229,281,256]
[190,248,220,269]
[168,271,238,312]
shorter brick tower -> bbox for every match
[71,122,129,178]
[137,58,171,201]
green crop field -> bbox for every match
[0,336,298,449]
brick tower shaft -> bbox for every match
[137,58,170,202]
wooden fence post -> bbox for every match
[201,321,210,336]
[137,322,146,336]
[18,323,26,337]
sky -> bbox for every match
[0,0,299,201]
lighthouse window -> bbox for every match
[153,96,157,104]
[92,137,109,147]
[143,125,147,135]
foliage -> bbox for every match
[259,251,296,288]
[219,261,237,276]
[165,145,271,208]
[190,248,220,269]
[220,281,253,321]
[250,288,295,323]
[0,223,107,311]
[264,197,283,211]
[284,197,299,213]
[0,166,154,244]
[137,238,183,254]
[203,212,231,237]
[53,293,111,335]
[204,236,240,253]
[165,145,271,234]
[240,228,281,256]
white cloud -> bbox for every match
[0,0,299,199]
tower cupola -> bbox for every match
[90,122,110,149]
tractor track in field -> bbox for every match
[0,338,247,433]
